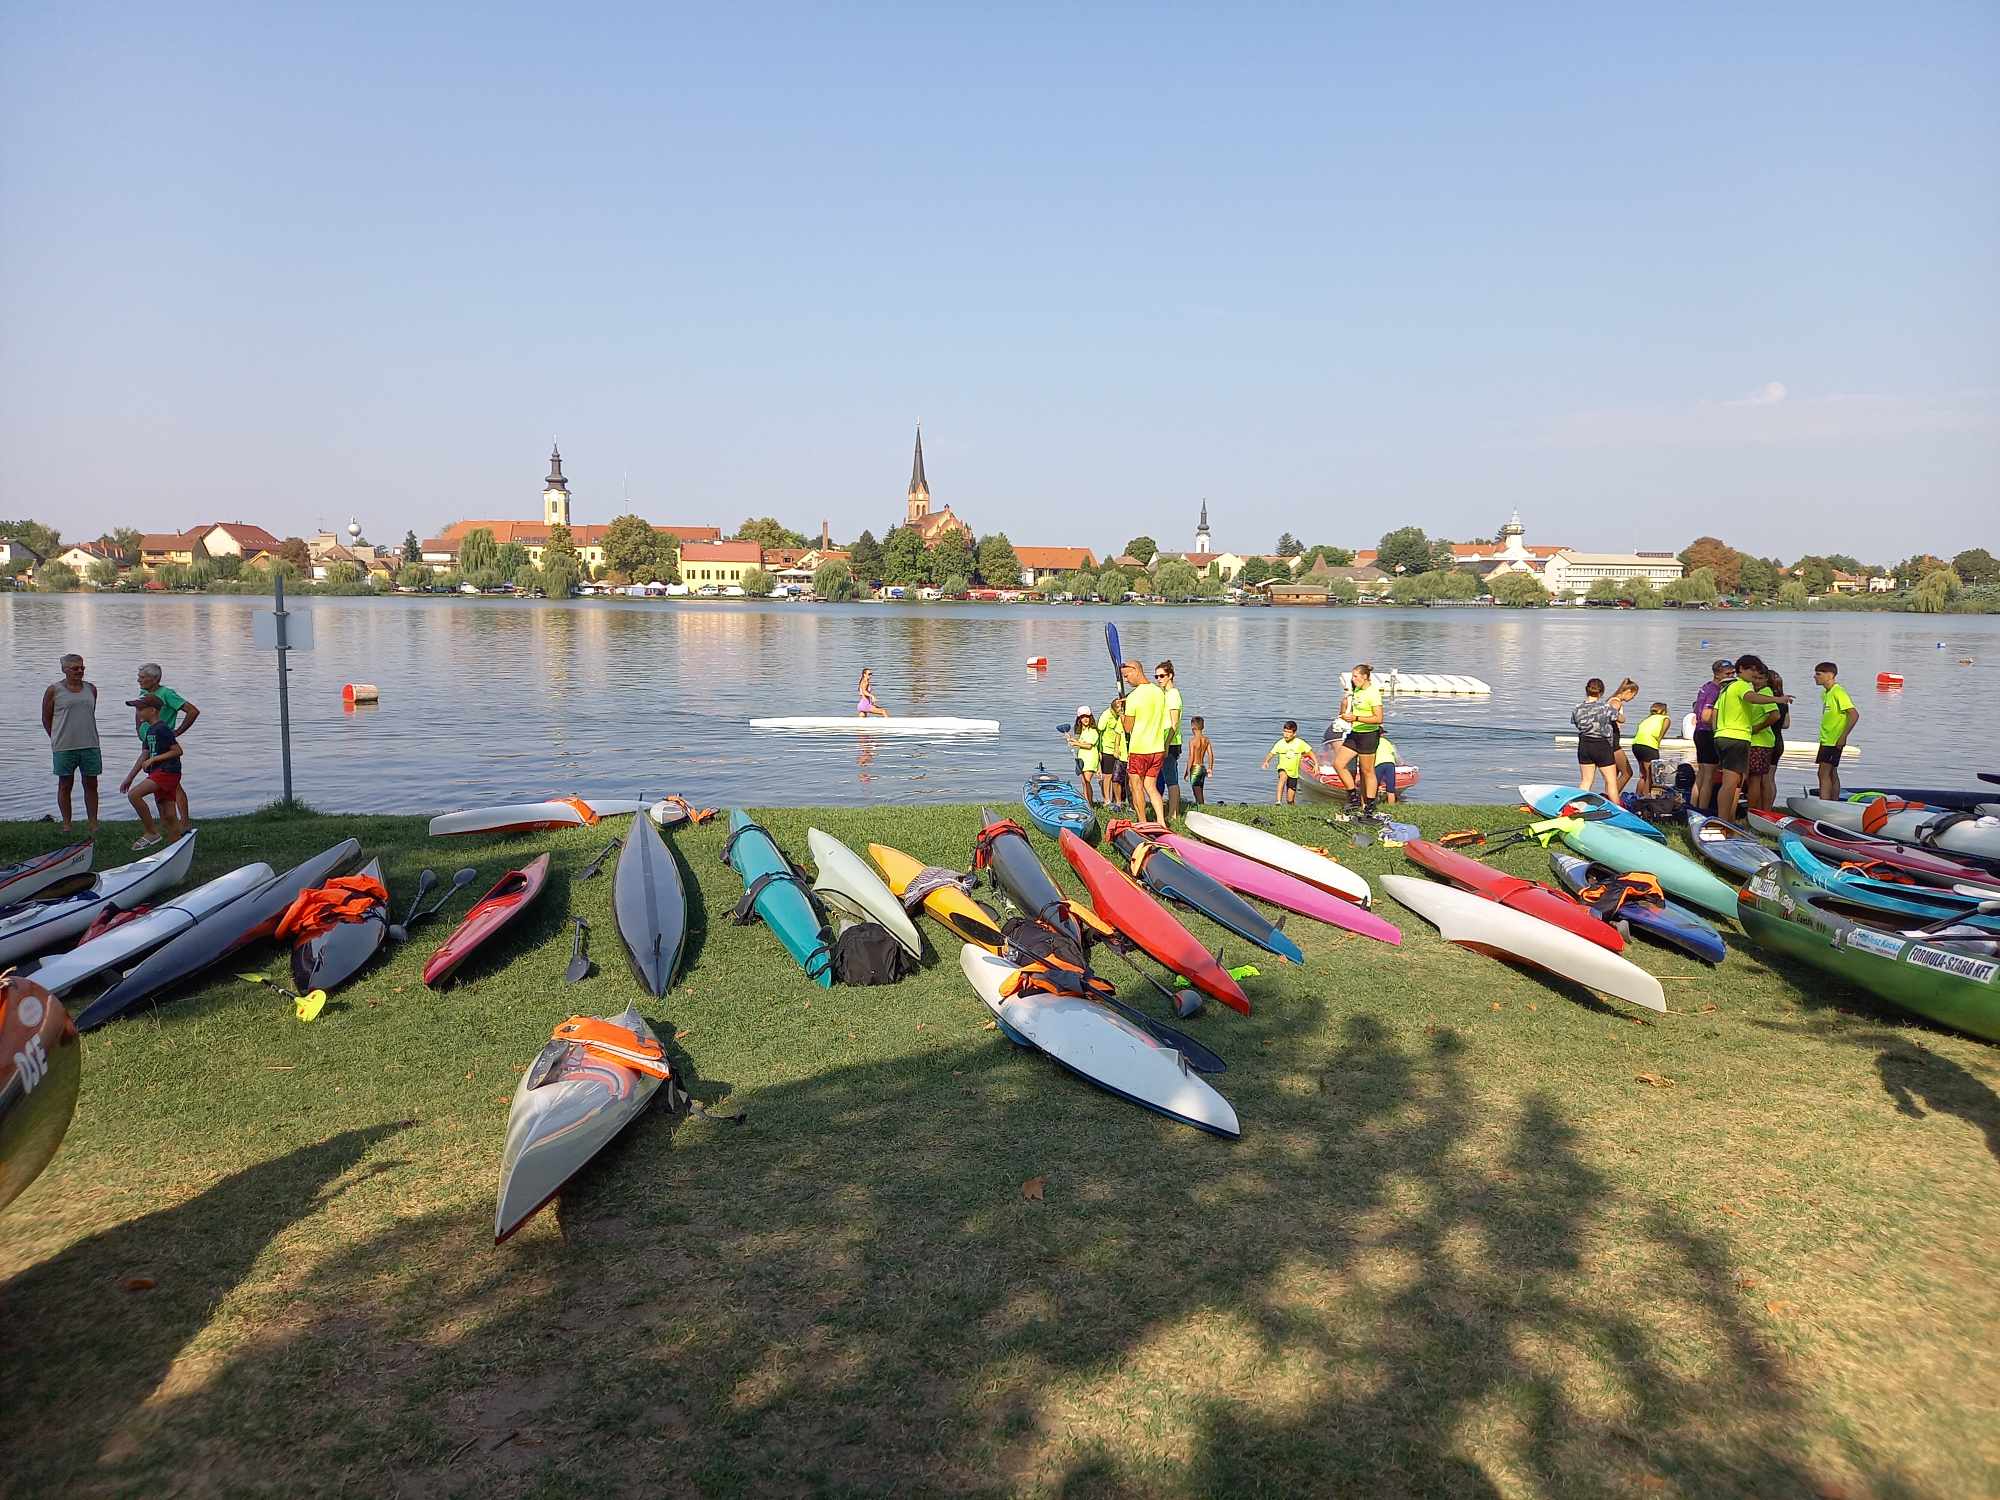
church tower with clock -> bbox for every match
[544,443,571,528]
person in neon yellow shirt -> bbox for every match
[1814,661,1858,800]
[1261,721,1318,804]
[1631,700,1671,795]
[1331,663,1385,813]
[1098,698,1128,809]
[1118,660,1170,823]
[1065,707,1101,807]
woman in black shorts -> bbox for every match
[1571,677,1620,798]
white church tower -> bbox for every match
[1194,499,1212,555]
[544,443,571,528]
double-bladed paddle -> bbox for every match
[388,868,437,942]
[405,866,478,930]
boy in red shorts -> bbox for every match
[120,693,185,848]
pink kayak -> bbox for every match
[1159,833,1402,946]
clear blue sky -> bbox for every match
[3,2,1993,561]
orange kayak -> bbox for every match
[1059,830,1249,1014]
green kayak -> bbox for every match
[1739,865,2000,1042]
[1550,816,1739,921]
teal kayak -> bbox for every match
[1553,816,1739,921]
[724,810,832,986]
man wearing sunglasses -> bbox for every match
[1155,660,1186,819]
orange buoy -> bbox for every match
[1025,656,1048,669]
[1874,672,1903,689]
[342,682,379,705]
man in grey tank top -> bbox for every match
[41,652,101,835]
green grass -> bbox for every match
[2,801,1995,1499]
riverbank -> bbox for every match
[3,804,1996,1497]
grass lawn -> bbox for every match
[2,800,1995,1499]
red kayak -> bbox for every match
[1404,840,1625,952]
[423,853,551,987]
[1747,810,2000,890]
[1059,829,1250,1013]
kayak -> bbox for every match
[977,810,1083,948]
[1684,811,1779,882]
[1739,864,2000,1042]
[1023,772,1098,842]
[1747,810,2000,891]
[1403,840,1624,951]
[427,798,650,837]
[0,842,93,906]
[1381,874,1666,1013]
[1156,831,1402,945]
[423,852,551,987]
[1788,796,2000,865]
[78,838,359,1030]
[749,717,1000,734]
[1844,786,1995,813]
[1059,829,1250,1013]
[495,1003,665,1242]
[24,861,276,1000]
[0,832,199,967]
[727,811,834,985]
[959,946,1240,1138]
[809,827,922,959]
[291,858,389,993]
[1183,809,1372,907]
[0,978,82,1216]
[1107,821,1303,964]
[615,811,687,996]
[1773,830,2000,931]
[1548,852,1727,964]
[868,842,1005,952]
[1553,817,1739,921]
[1519,784,1665,841]
[1299,761,1420,799]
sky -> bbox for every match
[2,2,1994,562]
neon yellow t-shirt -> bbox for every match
[1164,686,1183,747]
[1124,682,1168,755]
[1374,735,1398,768]
[1712,679,1753,741]
[1099,708,1126,760]
[1074,725,1100,773]
[1819,684,1855,745]
[1633,713,1669,750]
[1269,738,1311,776]
[1345,683,1383,729]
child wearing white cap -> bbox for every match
[1065,707,1101,806]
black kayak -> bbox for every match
[1842,785,1996,814]
[77,839,361,1030]
[615,810,686,996]
[1105,820,1304,964]
[291,858,389,994]
[977,809,1082,947]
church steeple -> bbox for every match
[1194,499,1211,555]
[905,423,931,525]
[543,441,571,528]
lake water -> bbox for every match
[4,594,1996,817]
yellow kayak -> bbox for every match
[867,844,1005,952]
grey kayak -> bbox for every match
[291,858,390,994]
[26,859,274,999]
[1788,796,2000,864]
[615,812,686,996]
[0,832,199,967]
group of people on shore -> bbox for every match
[39,654,198,846]
[1065,660,1212,821]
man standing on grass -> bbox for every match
[1691,658,1734,814]
[134,662,199,826]
[1814,661,1858,800]
[42,652,101,836]
[1157,660,1186,819]
[1119,659,1169,825]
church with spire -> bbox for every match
[900,423,973,544]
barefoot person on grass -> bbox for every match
[120,693,185,849]
[41,653,101,836]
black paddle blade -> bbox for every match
[564,915,594,982]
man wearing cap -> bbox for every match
[133,662,198,826]
[1691,658,1735,814]
[119,693,185,849]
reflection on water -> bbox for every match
[3,595,1995,816]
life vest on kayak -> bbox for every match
[550,1015,671,1079]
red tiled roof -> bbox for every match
[140,531,197,552]
[677,541,765,564]
[202,522,284,550]
[438,519,720,545]
[1016,546,1097,570]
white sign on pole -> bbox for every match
[253,608,314,651]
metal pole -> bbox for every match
[275,572,294,804]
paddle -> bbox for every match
[387,868,437,942]
[237,972,328,1021]
[564,916,595,982]
[409,866,478,928]
[1439,806,1621,854]
[578,836,621,881]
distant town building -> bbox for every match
[902,424,973,544]
[52,540,134,580]
[676,540,765,588]
[1015,546,1098,585]
[429,445,719,572]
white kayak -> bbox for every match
[1788,796,2000,862]
[428,798,651,837]
[748,717,1000,734]
[25,859,275,999]
[0,842,94,905]
[1382,874,1665,1013]
[495,1003,664,1243]
[959,946,1240,1138]
[1184,809,1371,906]
[0,832,199,967]
[808,828,922,959]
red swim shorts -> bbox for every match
[147,769,183,799]
[1126,751,1165,779]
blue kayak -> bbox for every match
[1519,784,1665,841]
[1547,851,1727,964]
[723,810,833,986]
[1685,811,1779,882]
[1775,829,2000,931]
[1024,771,1098,842]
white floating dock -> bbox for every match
[1342,669,1492,695]
[749,717,1001,734]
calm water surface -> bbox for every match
[4,596,1996,817]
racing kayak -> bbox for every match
[423,852,551,987]
[1520,784,1665,841]
[0,842,93,906]
[1183,809,1371,907]
[1739,864,2000,1042]
[78,838,359,1029]
[1788,796,2000,865]
[1381,874,1666,1013]
[0,832,199,967]
[0,978,81,1216]
[24,861,276,999]
[959,946,1240,1139]
[1059,829,1249,1013]
[1773,830,2000,930]
[809,828,922,959]
[1747,810,2000,891]
[291,858,389,993]
[976,810,1083,948]
[615,811,687,995]
[427,798,650,837]
[495,1003,665,1242]
[1107,821,1303,964]
[749,717,1000,734]
[1023,771,1098,842]
[1684,811,1779,881]
[1156,831,1401,945]
[1547,852,1727,964]
[1403,840,1624,951]
[1843,786,1995,814]
[726,811,833,985]
[868,842,1004,952]
[1552,817,1739,921]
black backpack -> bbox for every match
[831,922,919,985]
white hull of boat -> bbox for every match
[428,799,650,837]
[0,833,199,967]
[749,717,1000,734]
[809,828,923,958]
[1184,810,1371,906]
[25,860,275,997]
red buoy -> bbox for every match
[1874,672,1903,689]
